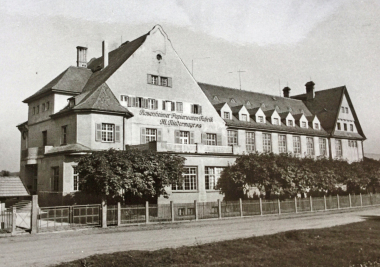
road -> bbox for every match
[0,207,379,267]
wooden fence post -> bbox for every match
[239,198,243,217]
[324,195,327,211]
[145,201,149,224]
[259,198,263,216]
[31,195,38,234]
[278,198,281,215]
[194,200,198,221]
[370,193,373,205]
[310,196,313,212]
[101,199,107,228]
[295,197,298,213]
[218,199,222,219]
[117,202,121,226]
[349,194,352,208]
[11,207,16,236]
[337,194,340,209]
[170,201,175,222]
[360,193,363,207]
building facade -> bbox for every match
[17,25,366,205]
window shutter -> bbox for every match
[140,128,146,144]
[115,125,121,142]
[154,100,158,110]
[190,131,195,144]
[95,123,102,142]
[198,105,202,115]
[201,133,207,145]
[168,77,172,87]
[171,102,175,112]
[144,98,148,109]
[162,101,166,110]
[217,134,222,146]
[147,74,152,84]
[127,96,132,107]
[175,130,180,143]
[157,129,162,142]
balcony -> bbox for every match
[130,141,236,155]
[21,146,53,164]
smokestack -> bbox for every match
[76,46,88,67]
[305,81,315,100]
[283,86,291,98]
[102,40,108,69]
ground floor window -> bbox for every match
[306,137,314,156]
[246,131,255,152]
[172,167,197,191]
[263,133,272,153]
[228,130,238,146]
[336,139,342,158]
[205,167,224,190]
[145,128,157,143]
[73,167,80,191]
[278,135,287,153]
[51,167,59,191]
[319,138,327,156]
[293,136,301,156]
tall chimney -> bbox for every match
[305,81,315,100]
[102,40,108,69]
[76,46,88,67]
[283,86,291,98]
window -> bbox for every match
[101,123,115,142]
[273,118,279,125]
[345,107,349,114]
[246,132,255,152]
[263,133,272,153]
[73,167,80,191]
[306,137,314,156]
[160,77,168,87]
[61,126,67,145]
[337,122,341,130]
[293,136,301,156]
[36,105,39,114]
[151,75,159,85]
[120,95,128,102]
[178,208,186,216]
[228,130,238,146]
[205,167,224,190]
[145,128,157,143]
[278,135,287,153]
[148,74,172,87]
[224,112,230,119]
[314,123,319,129]
[350,124,354,131]
[335,139,342,158]
[344,123,347,131]
[172,167,197,191]
[341,107,345,113]
[46,102,50,111]
[258,116,264,123]
[179,131,189,144]
[241,114,247,121]
[288,120,293,126]
[301,121,307,128]
[51,167,59,191]
[42,131,47,146]
[147,99,156,110]
[319,138,327,156]
[42,103,45,112]
[176,102,183,113]
[206,133,217,146]
[33,107,35,115]
[191,104,202,114]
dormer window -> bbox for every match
[314,123,319,130]
[246,101,251,106]
[213,96,219,101]
[258,116,264,123]
[241,114,247,121]
[301,121,307,128]
[230,98,236,104]
[288,120,293,126]
[273,118,279,125]
[224,112,230,119]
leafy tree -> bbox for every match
[76,148,185,203]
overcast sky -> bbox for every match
[1,0,380,171]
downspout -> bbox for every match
[361,140,364,160]
[328,137,332,160]
[123,117,125,151]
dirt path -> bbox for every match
[1,207,379,267]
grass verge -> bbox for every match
[54,216,380,267]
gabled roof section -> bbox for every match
[0,177,30,197]
[264,109,277,118]
[292,86,366,139]
[23,67,92,103]
[230,105,245,115]
[213,102,228,112]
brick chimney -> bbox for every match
[76,46,88,68]
[102,40,108,68]
[305,81,315,100]
[283,86,291,98]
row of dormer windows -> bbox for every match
[32,101,50,115]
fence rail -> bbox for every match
[0,208,12,232]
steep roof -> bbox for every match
[0,177,29,197]
[23,67,92,103]
[292,86,366,139]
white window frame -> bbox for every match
[205,167,224,190]
[263,133,272,153]
[306,137,314,156]
[172,167,197,191]
[336,139,343,158]
[241,114,248,121]
[278,134,287,153]
[73,166,80,191]
[288,120,294,127]
[145,128,157,143]
[151,75,159,85]
[319,138,327,156]
[101,123,115,142]
[273,118,279,125]
[293,136,301,156]
[246,131,255,152]
[258,116,264,123]
[179,131,189,144]
[228,130,238,146]
[224,112,230,119]
[206,133,217,146]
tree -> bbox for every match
[76,148,185,203]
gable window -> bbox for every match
[345,107,349,114]
[278,135,287,153]
[314,123,319,130]
[319,138,327,156]
[246,132,255,152]
[306,137,314,156]
[350,124,354,131]
[301,121,307,128]
[273,118,279,125]
[241,114,248,121]
[341,107,345,113]
[61,125,67,145]
[51,167,59,192]
[288,120,294,126]
[148,74,172,87]
[227,130,238,146]
[206,133,217,146]
[258,116,264,123]
[205,167,224,190]
[73,167,80,191]
[263,133,272,153]
[172,167,197,191]
[191,104,202,115]
[176,102,183,113]
[293,136,301,156]
[337,122,341,130]
[335,139,342,158]
[344,123,347,131]
[160,77,168,87]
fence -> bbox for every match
[0,208,12,232]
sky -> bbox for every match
[1,0,380,171]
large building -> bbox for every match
[17,25,366,205]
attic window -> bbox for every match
[224,112,230,119]
[314,123,319,130]
[288,107,292,112]
[273,118,279,125]
[301,121,307,128]
[156,54,162,61]
[246,101,251,106]
[261,103,266,108]
[299,109,304,114]
[257,116,264,123]
[288,120,294,126]
[275,105,280,111]
[230,98,236,103]
[213,96,219,101]
[241,114,247,121]
[345,107,349,114]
